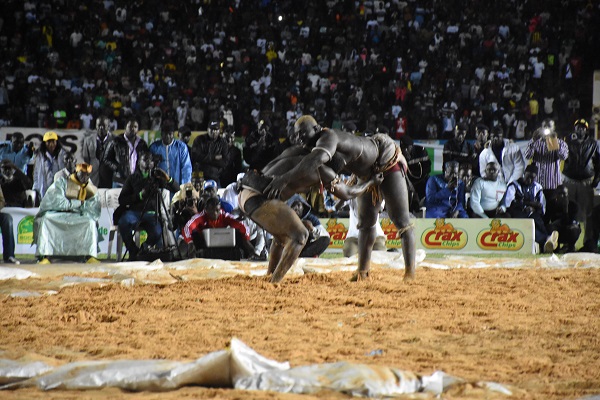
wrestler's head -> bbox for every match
[293,115,321,147]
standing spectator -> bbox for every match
[0,132,34,174]
[105,118,148,188]
[442,123,475,169]
[0,160,33,207]
[243,120,279,170]
[400,135,431,203]
[425,161,469,218]
[469,162,507,218]
[561,119,600,248]
[524,119,568,199]
[479,126,525,185]
[0,185,20,264]
[81,116,115,188]
[192,121,228,186]
[221,127,243,187]
[500,164,558,254]
[544,185,581,253]
[149,119,192,185]
[33,131,66,198]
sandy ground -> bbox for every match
[1,255,599,400]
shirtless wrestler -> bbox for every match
[265,115,416,281]
[239,146,383,283]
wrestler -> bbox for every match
[239,146,383,283]
[265,115,416,281]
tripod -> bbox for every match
[124,182,182,262]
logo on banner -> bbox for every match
[380,218,402,248]
[17,216,34,244]
[326,219,348,248]
[421,218,467,249]
[476,219,524,250]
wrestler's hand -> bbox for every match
[265,175,289,199]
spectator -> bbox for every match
[53,151,77,183]
[544,185,581,253]
[199,179,233,213]
[0,160,33,207]
[425,161,469,218]
[469,162,508,218]
[117,151,179,261]
[442,123,475,169]
[192,121,228,186]
[182,196,256,260]
[81,115,115,188]
[105,118,148,188]
[343,198,387,257]
[0,185,20,264]
[34,163,101,264]
[149,119,192,185]
[524,119,568,199]
[479,126,525,185]
[243,119,279,170]
[0,132,34,174]
[287,195,331,258]
[501,164,558,253]
[561,119,600,248]
[221,172,245,211]
[400,135,431,203]
[33,131,66,198]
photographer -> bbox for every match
[117,151,179,261]
[0,160,33,207]
[425,160,469,218]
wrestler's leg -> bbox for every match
[267,239,283,274]
[381,172,416,280]
[248,200,309,283]
[352,191,380,281]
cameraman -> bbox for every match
[425,160,469,218]
[117,151,179,261]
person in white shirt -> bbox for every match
[469,162,508,218]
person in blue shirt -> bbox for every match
[0,132,34,174]
[149,119,192,185]
[425,160,469,218]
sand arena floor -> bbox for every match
[0,253,599,399]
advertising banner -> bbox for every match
[321,217,535,255]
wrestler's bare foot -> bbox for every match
[350,270,370,282]
[403,271,415,282]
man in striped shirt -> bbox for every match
[524,119,568,200]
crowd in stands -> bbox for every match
[0,0,598,138]
[1,0,600,262]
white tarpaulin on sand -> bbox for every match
[0,337,513,397]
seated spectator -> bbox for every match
[231,208,269,261]
[0,132,34,174]
[288,194,331,258]
[33,131,67,199]
[500,164,558,253]
[343,198,387,257]
[199,179,233,213]
[469,162,508,218]
[149,119,192,185]
[53,151,77,182]
[182,196,256,260]
[0,160,33,207]
[117,151,179,261]
[544,184,581,253]
[0,186,20,264]
[221,172,245,210]
[34,163,101,264]
[479,126,525,185]
[425,161,469,218]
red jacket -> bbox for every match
[182,210,249,243]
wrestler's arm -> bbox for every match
[265,131,339,198]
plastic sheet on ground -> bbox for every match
[2,250,600,298]
[0,338,512,397]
